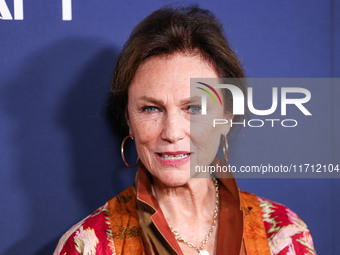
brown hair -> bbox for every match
[108,5,246,138]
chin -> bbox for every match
[154,170,191,187]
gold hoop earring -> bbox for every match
[222,134,229,164]
[121,135,139,168]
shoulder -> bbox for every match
[240,191,316,255]
[53,203,116,255]
[54,186,136,255]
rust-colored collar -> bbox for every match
[135,160,244,255]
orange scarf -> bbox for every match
[108,186,271,254]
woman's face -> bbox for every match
[127,53,230,187]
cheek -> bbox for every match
[202,126,222,146]
[131,117,161,144]
[191,123,221,150]
[190,111,224,139]
[190,110,225,154]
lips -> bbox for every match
[157,153,190,160]
[155,151,191,167]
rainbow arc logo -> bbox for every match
[196,82,223,115]
[196,82,223,106]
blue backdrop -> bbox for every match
[0,0,339,254]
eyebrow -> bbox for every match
[138,96,201,105]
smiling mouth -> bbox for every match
[157,153,191,160]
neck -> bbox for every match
[152,177,216,224]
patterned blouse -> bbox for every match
[54,168,316,255]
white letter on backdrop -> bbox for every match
[0,0,13,20]
[14,0,23,20]
[62,0,72,21]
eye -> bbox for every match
[187,105,201,114]
[142,106,160,113]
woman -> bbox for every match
[54,6,316,255]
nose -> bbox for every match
[160,111,186,143]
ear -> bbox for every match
[221,122,231,136]
[222,113,234,135]
[125,108,133,136]
[221,112,233,135]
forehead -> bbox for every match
[128,53,219,98]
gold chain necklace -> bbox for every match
[169,178,219,255]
